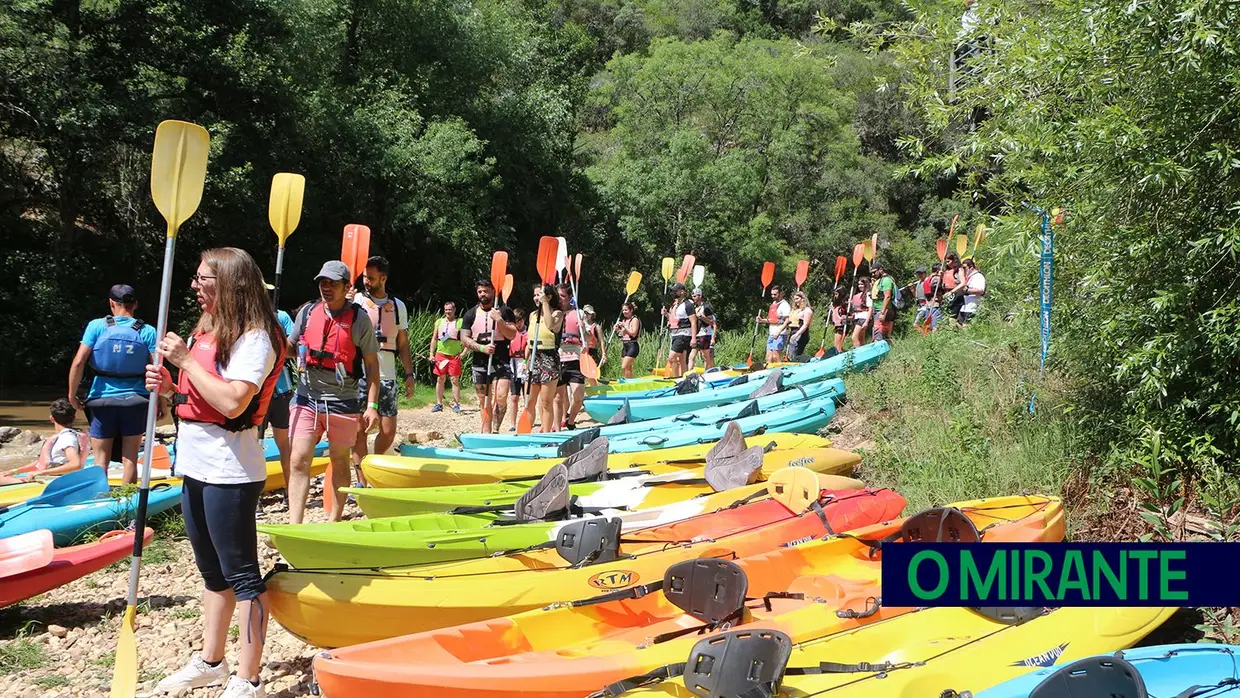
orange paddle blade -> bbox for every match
[517,407,535,434]
[573,253,583,283]
[580,351,600,380]
[948,214,960,235]
[536,236,558,284]
[851,243,864,268]
[502,273,514,303]
[936,237,948,261]
[833,255,847,282]
[760,261,775,289]
[490,251,508,292]
[480,405,493,432]
[676,254,695,283]
[815,346,825,359]
[794,259,809,289]
[341,224,371,280]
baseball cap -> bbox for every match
[109,284,136,303]
[915,265,927,274]
[669,282,686,292]
[692,287,704,296]
[583,304,595,314]
[315,260,351,282]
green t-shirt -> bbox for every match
[870,276,896,307]
[435,318,464,355]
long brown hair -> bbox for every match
[194,247,284,367]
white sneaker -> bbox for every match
[146,655,229,696]
[219,675,266,698]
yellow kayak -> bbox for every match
[0,457,329,506]
[360,434,832,489]
[616,605,1175,698]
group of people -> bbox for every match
[428,280,610,433]
[758,253,988,362]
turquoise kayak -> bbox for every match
[0,483,183,545]
[976,643,1240,697]
[399,397,838,461]
[457,378,845,449]
[582,342,889,422]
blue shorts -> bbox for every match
[89,404,148,439]
[766,335,787,352]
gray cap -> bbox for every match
[582,304,595,314]
[915,265,927,274]
[315,260,351,282]
[692,287,704,296]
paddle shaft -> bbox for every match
[124,229,177,604]
[607,294,631,342]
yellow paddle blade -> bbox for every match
[956,233,968,257]
[862,239,874,263]
[973,223,987,254]
[766,467,822,513]
[149,121,209,236]
[109,605,138,697]
[660,257,674,281]
[625,271,642,296]
[268,172,305,245]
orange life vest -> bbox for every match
[174,332,285,431]
[298,301,362,378]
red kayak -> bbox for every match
[0,528,154,608]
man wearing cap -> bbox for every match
[285,261,381,524]
[869,263,897,343]
[67,284,159,483]
[688,288,717,370]
[662,282,697,378]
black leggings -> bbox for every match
[182,476,266,601]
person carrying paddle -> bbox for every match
[829,289,849,354]
[949,257,987,326]
[554,283,588,429]
[849,277,872,348]
[286,261,381,525]
[143,247,285,698]
[869,262,897,344]
[757,284,791,364]
[615,302,641,378]
[661,282,697,378]
[786,290,813,360]
[352,256,415,471]
[428,300,464,413]
[941,252,964,321]
[581,305,606,384]
[526,283,564,432]
[461,279,517,433]
[506,308,528,432]
[66,284,158,484]
[688,288,716,370]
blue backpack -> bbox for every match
[90,316,149,378]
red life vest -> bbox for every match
[298,301,362,378]
[922,276,935,297]
[359,295,400,353]
[174,332,286,431]
[767,301,781,324]
[510,331,528,356]
[943,268,958,289]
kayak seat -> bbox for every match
[559,427,603,458]
[1028,655,1148,698]
[683,629,792,698]
[515,464,571,522]
[704,422,746,463]
[555,517,623,567]
[747,369,785,399]
[899,506,981,544]
[703,445,765,492]
[664,558,749,627]
[563,438,610,481]
[607,400,631,425]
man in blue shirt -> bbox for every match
[67,284,158,484]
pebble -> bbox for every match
[48,624,68,638]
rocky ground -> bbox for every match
[0,401,484,697]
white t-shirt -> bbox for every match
[768,300,791,337]
[46,429,80,466]
[962,271,987,314]
[175,329,277,484]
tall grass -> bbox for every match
[842,317,1079,516]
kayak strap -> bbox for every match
[835,595,882,619]
[808,499,836,534]
[1174,679,1240,698]
[587,629,793,698]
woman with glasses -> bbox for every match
[144,248,286,698]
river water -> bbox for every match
[0,388,172,435]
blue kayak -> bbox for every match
[457,378,846,449]
[977,643,1240,697]
[582,342,889,422]
[399,397,838,461]
[0,483,183,545]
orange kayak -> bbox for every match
[310,495,1064,698]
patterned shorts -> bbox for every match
[359,378,399,418]
[530,350,561,385]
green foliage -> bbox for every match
[0,622,47,675]
[844,317,1076,515]
[839,0,1240,517]
[34,675,70,688]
